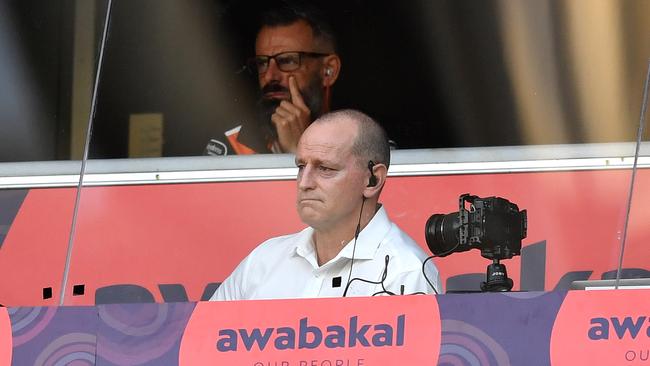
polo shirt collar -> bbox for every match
[293,205,391,265]
[294,227,316,260]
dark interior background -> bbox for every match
[2,0,648,161]
[88,0,522,158]
[0,0,74,161]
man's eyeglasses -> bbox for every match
[248,51,330,74]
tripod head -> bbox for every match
[481,259,514,292]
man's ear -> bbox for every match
[363,163,387,198]
[322,54,341,87]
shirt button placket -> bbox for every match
[310,269,323,297]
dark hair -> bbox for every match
[316,109,391,169]
[258,1,337,52]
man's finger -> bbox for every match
[277,100,302,115]
[288,76,307,108]
[273,105,294,120]
[270,113,285,128]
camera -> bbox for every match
[425,194,527,291]
[425,194,527,260]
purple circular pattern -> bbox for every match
[33,332,96,366]
[98,303,169,336]
[9,307,57,347]
[96,302,195,365]
[503,291,547,300]
[438,352,472,366]
[438,319,510,366]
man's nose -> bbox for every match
[297,167,316,190]
[260,59,283,85]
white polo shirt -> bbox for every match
[210,206,442,300]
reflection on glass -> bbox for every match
[0,0,107,307]
[1,1,649,161]
[0,0,106,162]
[85,0,650,158]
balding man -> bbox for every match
[211,109,441,300]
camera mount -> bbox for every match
[481,259,514,292]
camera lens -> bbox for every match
[425,213,460,256]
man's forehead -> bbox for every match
[310,116,359,137]
[298,122,356,158]
[256,20,315,53]
[297,140,347,160]
[304,119,356,143]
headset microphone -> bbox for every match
[367,161,377,187]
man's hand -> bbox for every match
[271,76,311,153]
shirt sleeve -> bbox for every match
[423,259,443,294]
[209,252,253,301]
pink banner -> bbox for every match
[1,169,649,306]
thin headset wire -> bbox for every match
[371,256,396,296]
[341,197,447,296]
[345,255,395,296]
[342,197,366,297]
[420,241,461,295]
[348,254,432,296]
[421,256,440,295]
[418,211,466,295]
[342,175,440,297]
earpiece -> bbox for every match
[325,68,333,76]
[367,161,377,187]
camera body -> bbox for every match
[425,194,527,260]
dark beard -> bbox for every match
[257,76,324,138]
